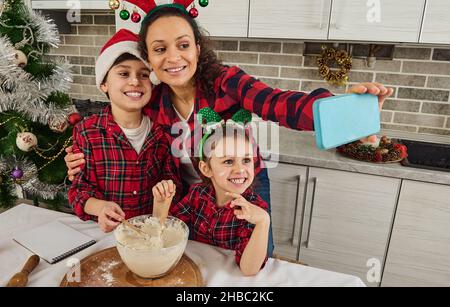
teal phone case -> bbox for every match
[313,93,380,150]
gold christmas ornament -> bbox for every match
[317,46,352,87]
[13,49,28,68]
[109,0,120,10]
[49,116,69,133]
[16,132,38,152]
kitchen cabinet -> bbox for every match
[419,0,450,44]
[328,0,425,43]
[298,167,400,286]
[268,163,308,260]
[196,0,249,37]
[381,180,450,287]
[248,0,331,40]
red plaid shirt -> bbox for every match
[68,106,181,221]
[169,183,269,268]
[143,65,333,175]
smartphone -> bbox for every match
[313,93,380,150]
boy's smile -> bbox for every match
[101,59,152,113]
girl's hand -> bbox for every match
[152,180,176,204]
[226,192,270,226]
[64,146,85,181]
[98,201,125,233]
[347,82,394,143]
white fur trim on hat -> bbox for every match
[95,40,150,90]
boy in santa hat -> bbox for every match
[68,29,181,233]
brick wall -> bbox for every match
[49,11,116,102]
[50,11,450,137]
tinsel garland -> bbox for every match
[0,38,73,124]
[0,156,65,200]
[26,6,60,47]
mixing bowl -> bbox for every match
[114,214,189,279]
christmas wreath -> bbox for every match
[337,136,408,163]
[317,46,352,86]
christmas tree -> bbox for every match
[0,0,80,208]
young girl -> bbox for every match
[68,29,181,233]
[152,108,269,276]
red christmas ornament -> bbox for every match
[68,113,83,126]
[131,11,141,23]
[189,7,198,18]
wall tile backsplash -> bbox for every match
[51,11,450,137]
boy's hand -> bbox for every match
[226,192,270,226]
[98,201,125,233]
[152,180,176,204]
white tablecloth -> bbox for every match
[0,204,365,287]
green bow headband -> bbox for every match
[197,107,252,161]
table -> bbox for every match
[0,204,365,287]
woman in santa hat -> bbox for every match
[65,0,394,257]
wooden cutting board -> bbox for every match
[60,247,203,287]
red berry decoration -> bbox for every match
[189,7,199,18]
[374,151,383,162]
[338,136,408,163]
[68,113,83,126]
[131,11,141,23]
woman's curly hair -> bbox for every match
[139,7,222,97]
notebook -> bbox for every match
[313,93,381,150]
[13,221,96,264]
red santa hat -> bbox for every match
[95,28,150,90]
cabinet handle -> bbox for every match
[290,175,302,246]
[305,177,318,248]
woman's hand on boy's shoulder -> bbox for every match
[227,192,270,226]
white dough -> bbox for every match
[114,216,188,278]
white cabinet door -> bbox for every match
[195,0,249,37]
[268,163,308,260]
[249,0,331,39]
[382,180,450,287]
[420,0,450,44]
[328,0,425,43]
[299,167,400,286]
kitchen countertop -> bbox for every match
[259,126,450,186]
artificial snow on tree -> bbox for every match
[0,0,76,208]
